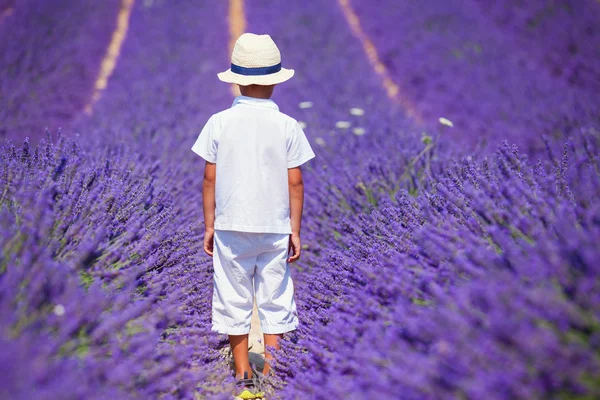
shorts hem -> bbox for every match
[211,325,251,335]
[261,321,298,334]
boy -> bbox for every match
[191,33,315,399]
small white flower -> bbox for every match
[53,304,66,317]
[315,137,326,146]
[298,121,307,129]
[350,107,365,116]
[439,117,454,127]
[298,101,313,109]
[335,121,351,129]
[353,127,366,136]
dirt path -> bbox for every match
[249,300,266,372]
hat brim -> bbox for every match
[217,67,295,86]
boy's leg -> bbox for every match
[263,333,283,375]
[229,334,252,379]
[212,230,258,379]
[254,233,299,375]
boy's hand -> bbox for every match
[204,228,214,257]
[287,233,301,263]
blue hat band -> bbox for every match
[231,63,282,76]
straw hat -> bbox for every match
[217,33,295,86]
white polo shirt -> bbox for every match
[191,96,316,234]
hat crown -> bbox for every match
[231,33,281,68]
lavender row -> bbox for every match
[0,133,204,398]
[272,132,600,399]
[349,0,600,153]
[0,0,120,143]
[71,0,239,397]
[472,0,600,95]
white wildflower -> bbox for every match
[350,107,365,116]
[298,121,307,129]
[335,121,351,129]
[53,304,66,317]
[438,117,454,127]
[353,127,366,136]
[298,101,313,109]
[315,137,326,146]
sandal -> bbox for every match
[234,371,264,399]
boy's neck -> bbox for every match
[239,84,275,99]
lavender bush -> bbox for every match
[0,132,214,398]
[273,133,600,399]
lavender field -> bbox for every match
[1,0,600,399]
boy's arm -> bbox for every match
[288,166,304,263]
[203,161,216,256]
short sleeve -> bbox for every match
[191,115,218,163]
[287,121,316,168]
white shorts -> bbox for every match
[211,230,299,335]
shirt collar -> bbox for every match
[231,95,279,111]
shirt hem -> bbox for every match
[191,146,216,163]
[214,223,292,234]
